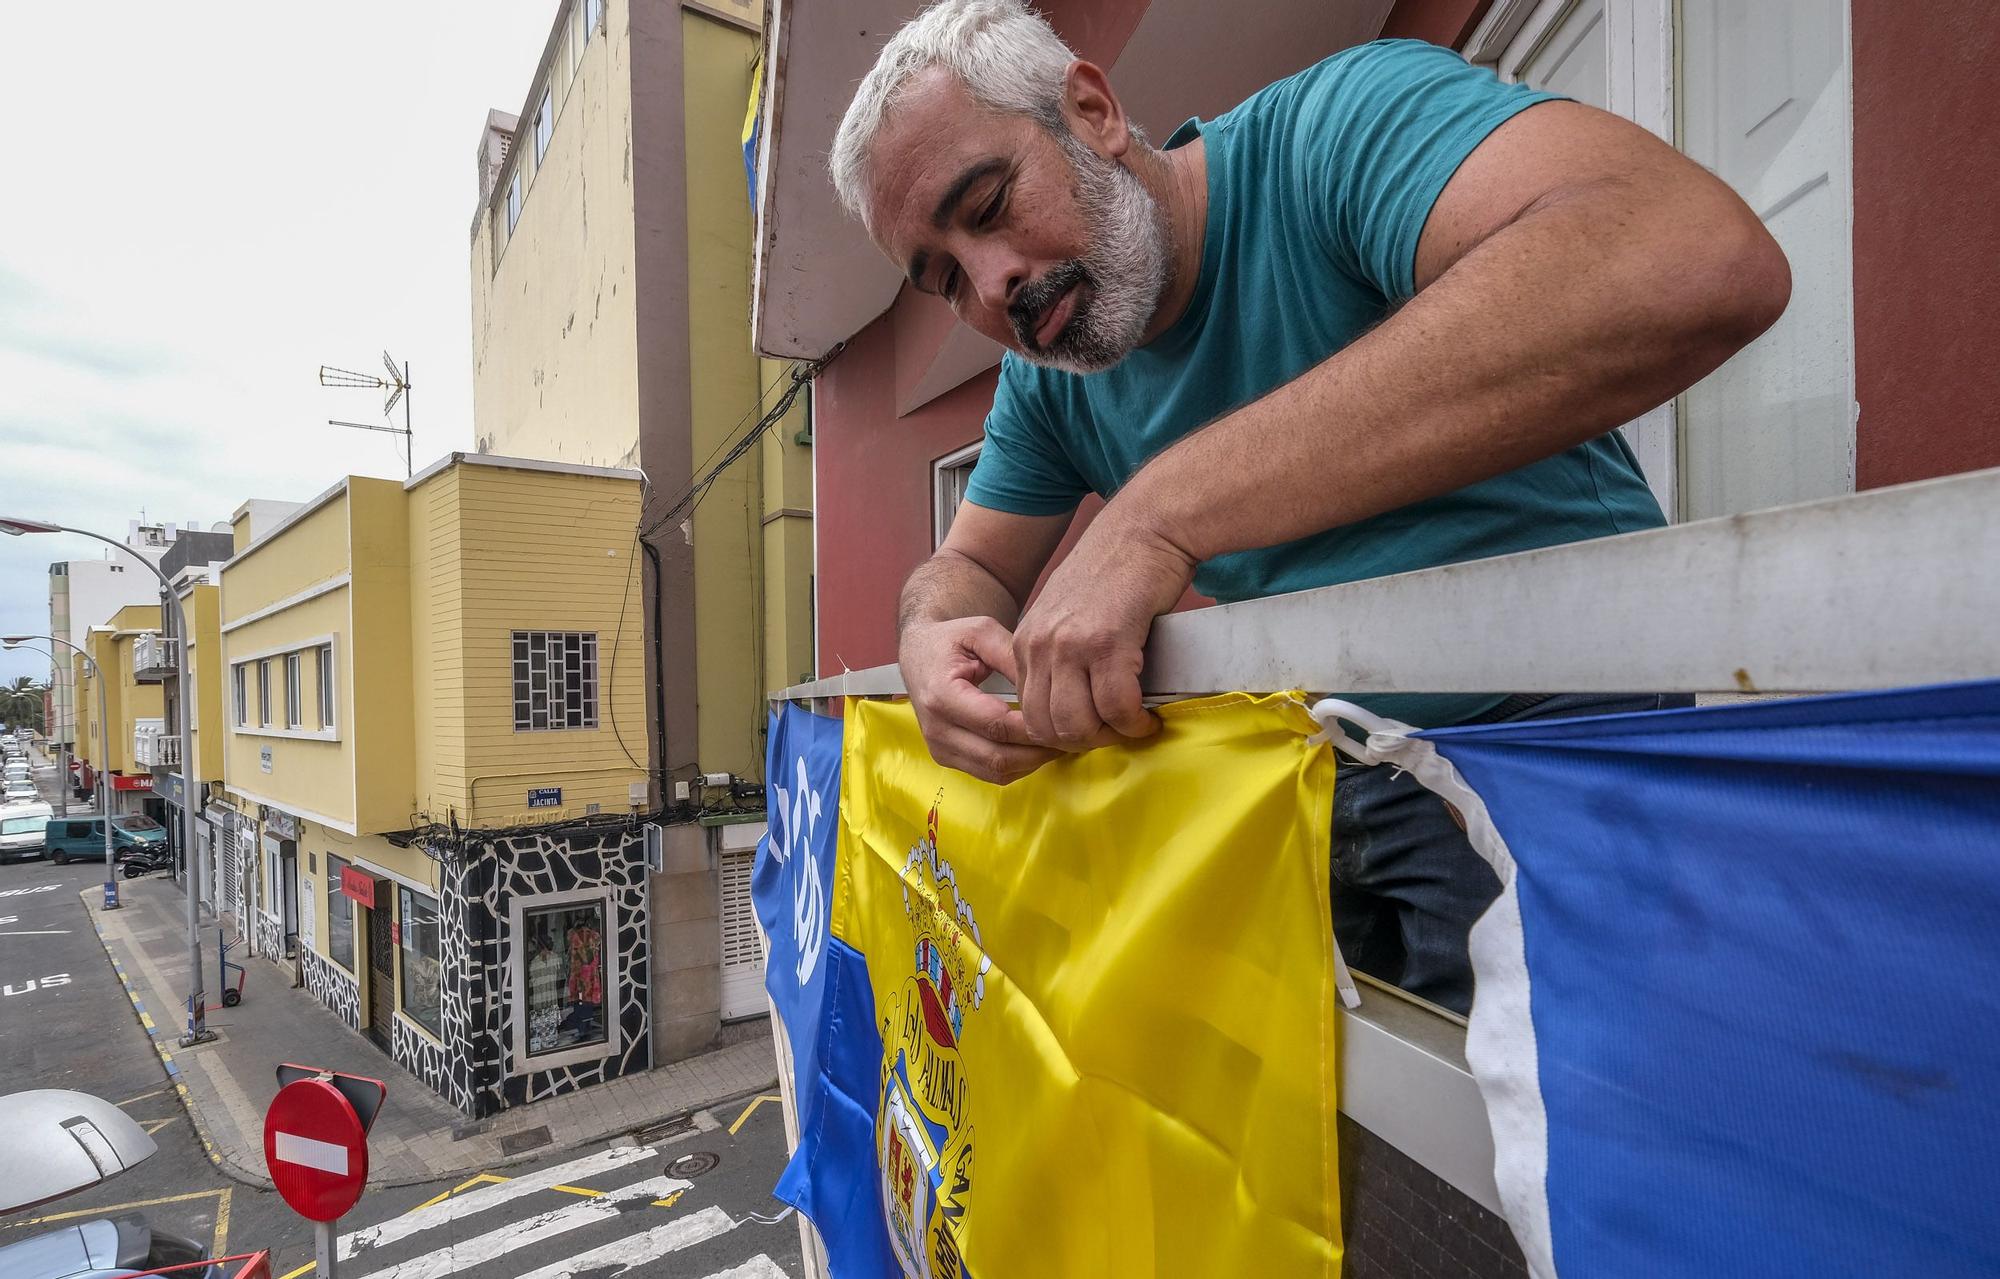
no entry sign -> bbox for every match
[264,1078,370,1222]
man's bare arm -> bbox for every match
[1116,101,1787,565]
[898,500,1066,631]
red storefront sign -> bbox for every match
[110,773,154,791]
[339,864,379,908]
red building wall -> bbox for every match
[812,321,1000,676]
[1850,4,2000,488]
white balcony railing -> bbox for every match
[132,633,179,683]
[133,721,179,769]
[770,466,2000,1229]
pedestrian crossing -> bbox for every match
[336,1141,799,1279]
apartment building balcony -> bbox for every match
[132,633,179,683]
[769,465,2000,1275]
[133,721,179,769]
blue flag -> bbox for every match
[754,705,894,1274]
[1325,682,2000,1277]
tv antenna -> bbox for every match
[319,351,414,476]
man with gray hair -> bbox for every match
[833,0,1788,1012]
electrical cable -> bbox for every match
[604,528,646,772]
[639,359,797,534]
[638,345,842,542]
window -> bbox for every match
[326,854,355,971]
[284,652,302,729]
[1470,0,1852,522]
[585,0,603,40]
[399,887,443,1037]
[257,660,271,728]
[316,645,335,731]
[512,631,598,730]
[505,171,522,234]
[932,441,982,549]
[233,665,247,726]
[521,901,607,1057]
[533,89,553,164]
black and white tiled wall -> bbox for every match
[251,908,286,962]
[379,823,653,1118]
[300,946,360,1031]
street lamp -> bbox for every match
[8,643,73,818]
[2,517,214,1046]
[4,638,111,888]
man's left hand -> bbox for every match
[1012,506,1195,750]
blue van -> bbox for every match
[43,815,168,865]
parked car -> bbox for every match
[0,1213,221,1279]
[5,781,40,806]
[1,803,55,862]
[43,816,167,866]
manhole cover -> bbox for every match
[499,1125,553,1156]
[666,1151,720,1178]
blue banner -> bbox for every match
[754,705,894,1275]
[1416,681,2000,1277]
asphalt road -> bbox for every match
[0,756,807,1278]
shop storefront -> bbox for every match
[291,815,652,1118]
[251,806,301,962]
[108,771,155,818]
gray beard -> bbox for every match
[1007,136,1169,375]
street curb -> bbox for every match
[80,893,783,1191]
[356,1073,786,1190]
[81,888,278,1191]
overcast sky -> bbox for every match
[0,2,565,687]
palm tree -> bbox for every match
[2,676,47,737]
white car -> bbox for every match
[4,782,38,807]
[1,802,52,862]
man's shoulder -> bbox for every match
[1218,39,1480,133]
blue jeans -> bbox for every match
[1332,692,1694,1016]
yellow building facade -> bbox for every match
[215,454,658,1115]
[466,0,805,1051]
[73,604,165,818]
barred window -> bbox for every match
[512,631,598,731]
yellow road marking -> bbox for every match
[728,1093,782,1135]
[408,1173,494,1212]
[8,1188,227,1229]
[140,1117,178,1135]
[276,1263,315,1279]
[115,1086,169,1106]
[653,1188,685,1209]
[212,1186,231,1259]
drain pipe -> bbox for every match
[639,537,672,805]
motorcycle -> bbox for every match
[117,845,174,879]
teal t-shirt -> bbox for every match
[964,39,1666,727]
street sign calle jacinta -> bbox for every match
[264,1067,386,1225]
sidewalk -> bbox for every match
[85,875,779,1189]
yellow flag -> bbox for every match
[834,692,1340,1278]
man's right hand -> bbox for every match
[900,616,1063,786]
